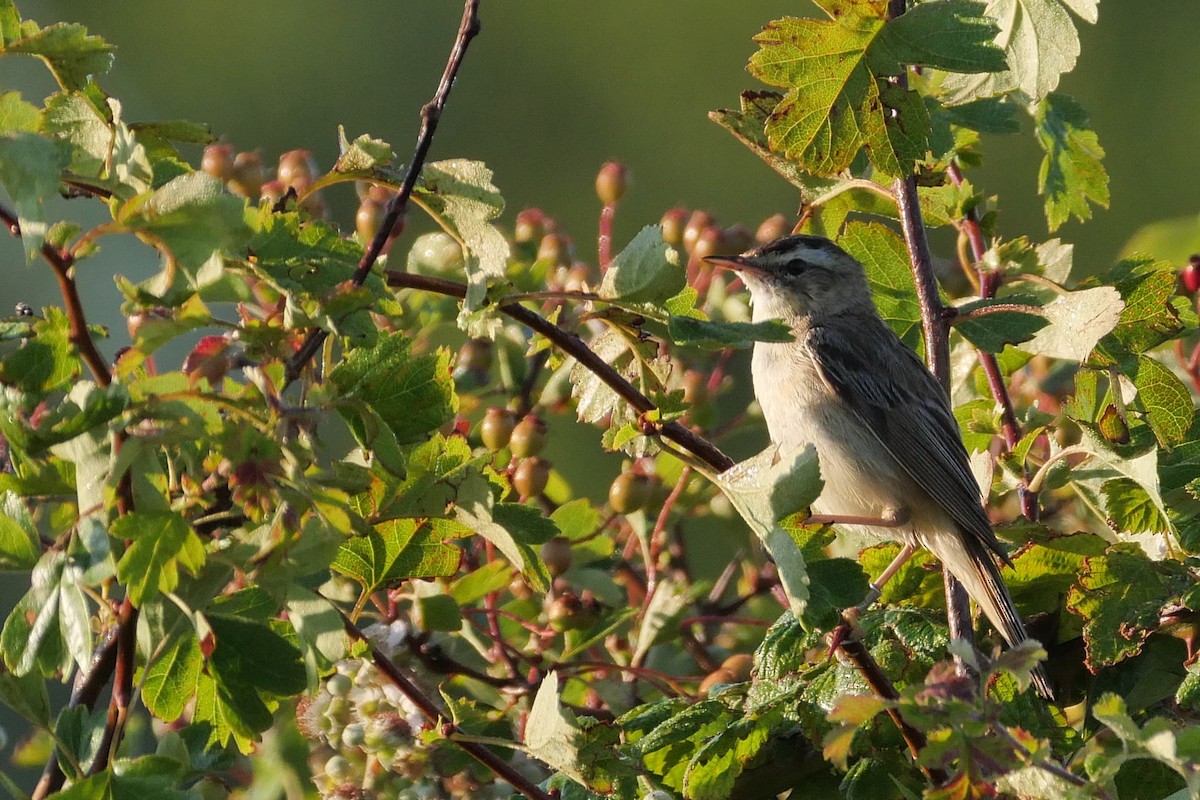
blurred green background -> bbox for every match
[3,1,1200,337]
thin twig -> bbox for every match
[285,0,482,384]
[334,607,553,800]
[386,270,735,471]
[0,206,111,387]
[947,162,1039,521]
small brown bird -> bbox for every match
[706,234,1052,700]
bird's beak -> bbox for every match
[702,254,766,276]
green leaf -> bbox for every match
[749,14,883,174]
[330,332,458,446]
[333,127,395,174]
[749,1,1003,177]
[453,471,552,591]
[709,91,845,201]
[667,316,792,350]
[0,491,39,569]
[838,222,923,352]
[415,159,509,318]
[0,551,74,676]
[207,611,307,698]
[0,131,66,261]
[872,0,1006,73]
[710,446,823,624]
[140,630,202,722]
[1034,93,1109,232]
[113,511,206,606]
[43,91,110,177]
[448,560,513,606]
[526,672,611,791]
[569,325,669,456]
[953,298,1047,352]
[0,18,114,91]
[1101,478,1171,537]
[54,755,189,800]
[0,307,78,393]
[1066,543,1192,670]
[117,171,250,275]
[1130,354,1194,449]
[1091,259,1184,364]
[0,90,43,133]
[937,0,1097,105]
[332,517,463,595]
[598,225,686,306]
[1016,286,1123,362]
[684,717,773,800]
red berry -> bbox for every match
[1181,255,1200,295]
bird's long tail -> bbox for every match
[923,532,1054,701]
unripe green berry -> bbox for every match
[537,233,571,267]
[277,149,318,188]
[723,224,754,254]
[356,198,384,242]
[480,407,517,451]
[341,723,367,749]
[609,471,652,514]
[514,208,548,243]
[513,456,550,499]
[324,755,353,782]
[692,226,725,263]
[228,151,264,198]
[408,231,465,275]
[326,673,354,697]
[595,161,629,204]
[660,208,688,248]
[510,415,547,458]
[540,536,573,577]
[756,213,791,244]
[683,211,715,255]
[457,338,493,372]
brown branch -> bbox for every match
[839,638,945,784]
[386,270,735,471]
[1,202,144,797]
[32,627,119,797]
[0,205,111,387]
[885,0,973,680]
[89,598,137,775]
[947,162,1039,521]
[335,606,554,800]
[285,0,482,385]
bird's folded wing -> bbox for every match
[809,323,1011,565]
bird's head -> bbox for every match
[704,234,873,321]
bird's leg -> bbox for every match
[822,508,914,659]
[858,542,917,611]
